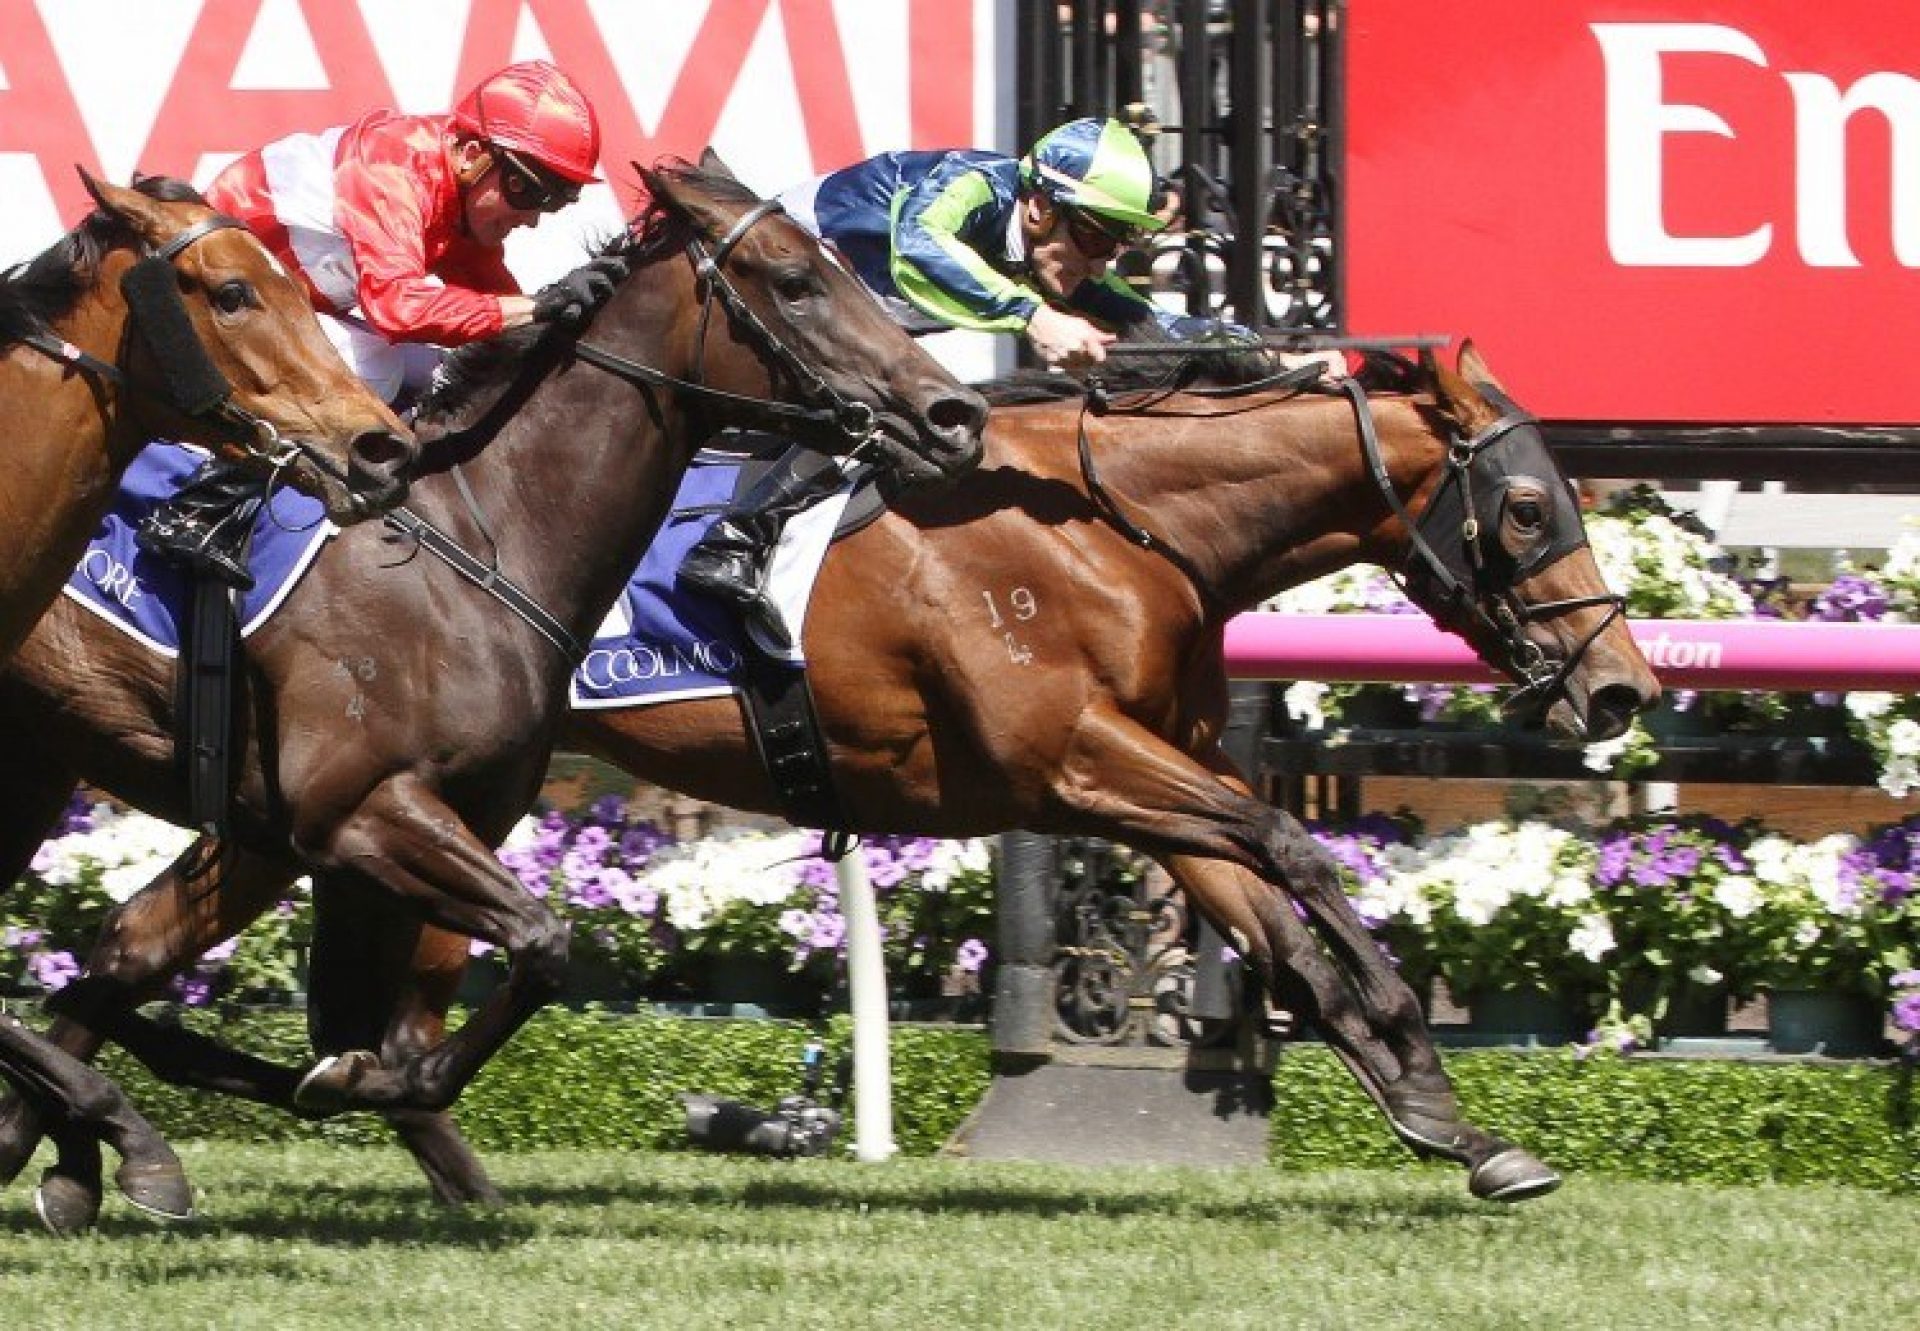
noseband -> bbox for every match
[567,197,879,450]
[1341,376,1624,716]
[21,212,340,479]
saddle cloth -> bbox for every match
[61,442,334,656]
[62,440,864,698]
[569,441,863,710]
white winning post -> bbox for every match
[836,846,897,1161]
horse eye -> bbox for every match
[773,269,816,304]
[1509,498,1545,529]
[212,280,253,315]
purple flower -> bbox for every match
[1892,990,1920,1034]
[27,950,79,991]
[955,938,990,973]
[171,975,214,1007]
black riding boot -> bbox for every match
[136,457,267,590]
[678,445,847,652]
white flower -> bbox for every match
[1688,964,1724,987]
[1568,913,1616,963]
[1710,875,1762,919]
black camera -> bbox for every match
[682,1040,843,1158]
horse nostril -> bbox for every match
[1586,682,1648,742]
[929,390,989,442]
[352,430,414,478]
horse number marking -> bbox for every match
[981,587,1039,628]
[982,587,1040,664]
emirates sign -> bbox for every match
[1345,1,1920,424]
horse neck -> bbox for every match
[406,262,704,642]
[0,274,147,651]
[1083,391,1444,612]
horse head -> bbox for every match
[1398,342,1659,741]
[77,170,416,522]
[636,158,985,486]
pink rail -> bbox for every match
[1222,614,1920,692]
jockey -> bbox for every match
[680,116,1268,651]
[140,59,628,586]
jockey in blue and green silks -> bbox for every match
[682,117,1243,653]
[780,116,1181,367]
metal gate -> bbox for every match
[1014,0,1341,336]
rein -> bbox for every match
[389,193,870,666]
[570,198,877,448]
[20,213,336,480]
[1071,359,1330,611]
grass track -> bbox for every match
[1,1143,1914,1330]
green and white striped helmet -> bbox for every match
[1020,117,1165,235]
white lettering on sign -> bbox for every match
[1638,631,1725,671]
[1593,23,1771,267]
[1595,22,1920,268]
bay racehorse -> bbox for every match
[0,170,415,1231]
[3,345,1649,1208]
[0,161,985,1224]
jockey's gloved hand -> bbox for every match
[532,255,631,325]
[1165,314,1260,345]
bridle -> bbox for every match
[389,193,886,666]
[1339,375,1624,717]
[1073,367,1622,719]
[568,197,879,451]
[21,211,353,484]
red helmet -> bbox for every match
[451,60,601,185]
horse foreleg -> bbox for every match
[306,884,501,1205]
[293,777,567,1115]
[1163,854,1558,1201]
[1048,710,1557,1201]
[0,1013,192,1231]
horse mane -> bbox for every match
[976,345,1430,408]
[0,175,204,348]
[416,161,761,433]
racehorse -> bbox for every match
[3,345,1649,1208]
[0,161,985,1224]
[0,170,415,1231]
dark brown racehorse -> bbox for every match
[0,161,984,1222]
[0,170,415,1231]
[2,345,1649,1208]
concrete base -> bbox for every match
[945,1058,1273,1168]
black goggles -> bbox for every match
[1061,205,1141,256]
[496,147,581,213]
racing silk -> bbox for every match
[205,110,517,346]
[782,150,1168,335]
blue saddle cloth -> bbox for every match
[570,449,782,709]
[63,443,332,656]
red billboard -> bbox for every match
[1344,2,1920,425]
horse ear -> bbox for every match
[640,161,760,240]
[75,167,167,245]
[698,147,741,182]
[1428,342,1492,422]
[1456,338,1507,395]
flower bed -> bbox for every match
[8,795,1915,1051]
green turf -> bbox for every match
[0,1144,1914,1330]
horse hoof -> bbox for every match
[293,1050,381,1116]
[33,1171,102,1237]
[114,1156,194,1222]
[1469,1147,1562,1203]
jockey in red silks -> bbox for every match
[143,60,628,585]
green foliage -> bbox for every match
[92,1005,990,1159]
[86,1007,1918,1192]
[1268,1045,1920,1192]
